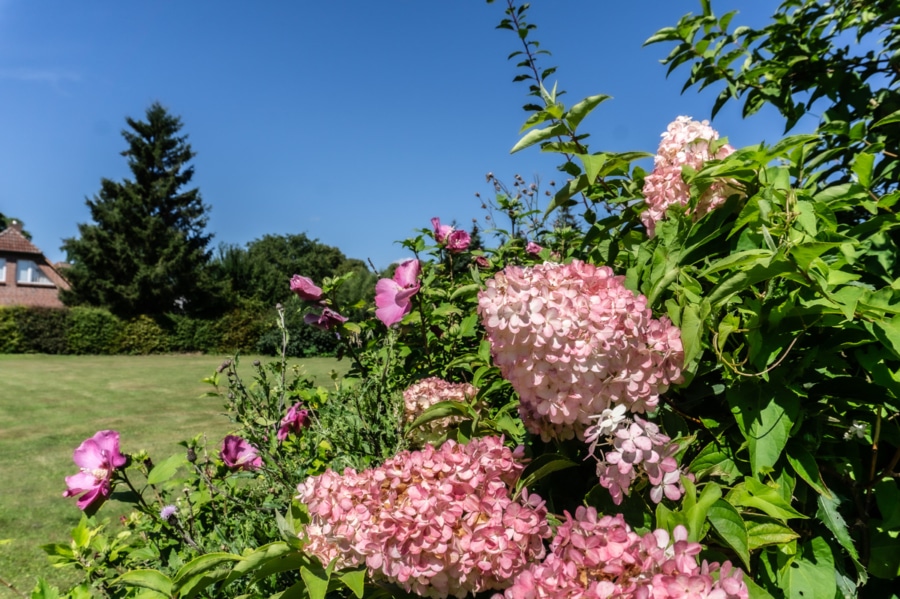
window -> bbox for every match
[0,258,5,283]
[16,259,52,285]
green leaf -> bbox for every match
[510,123,568,154]
[225,542,292,584]
[729,385,799,476]
[337,568,367,599]
[852,152,875,188]
[728,478,806,522]
[869,525,900,579]
[779,537,836,599]
[680,302,706,367]
[708,499,750,569]
[515,453,578,495]
[689,442,741,483]
[300,565,330,599]
[872,109,900,128]
[174,553,243,584]
[114,569,173,596]
[30,578,60,599]
[431,303,461,318]
[816,495,859,562]
[785,444,831,497]
[746,519,799,550]
[565,94,611,129]
[407,401,473,432]
[147,453,188,486]
[707,259,795,308]
[449,284,481,300]
[686,482,722,542]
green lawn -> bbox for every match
[0,353,348,596]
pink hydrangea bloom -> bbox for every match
[375,259,421,327]
[585,412,687,504]
[297,437,551,598]
[63,430,127,512]
[403,377,478,440]
[642,116,737,237]
[290,275,323,302]
[220,435,262,471]
[499,506,748,599]
[477,260,684,441]
[277,403,311,441]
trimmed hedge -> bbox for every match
[0,304,328,356]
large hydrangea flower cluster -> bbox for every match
[477,260,684,441]
[499,506,748,599]
[403,377,478,440]
[585,406,687,504]
[642,116,736,237]
[297,436,551,599]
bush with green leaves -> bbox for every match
[20,0,900,598]
[67,307,122,355]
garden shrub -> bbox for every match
[0,306,21,353]
[66,307,121,355]
[115,314,170,355]
[12,306,69,354]
[164,313,218,353]
[212,298,267,354]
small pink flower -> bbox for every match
[446,229,471,253]
[375,259,421,327]
[220,435,262,471]
[304,307,348,330]
[290,275,323,301]
[63,430,127,512]
[278,403,311,441]
[525,241,543,255]
[431,217,453,243]
[474,256,490,268]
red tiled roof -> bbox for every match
[0,226,42,254]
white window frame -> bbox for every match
[0,257,6,283]
[16,259,53,285]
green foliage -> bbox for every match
[212,298,268,354]
[165,313,219,353]
[11,307,70,354]
[60,102,220,318]
[116,315,170,355]
[66,307,121,355]
[0,306,21,353]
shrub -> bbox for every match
[0,306,21,353]
[12,306,69,354]
[165,313,218,353]
[115,315,170,355]
[66,307,121,355]
[213,299,267,354]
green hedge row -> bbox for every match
[0,301,338,357]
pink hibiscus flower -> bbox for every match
[290,275,323,302]
[431,217,453,243]
[220,435,262,471]
[277,403,311,441]
[63,430,127,512]
[375,259,421,327]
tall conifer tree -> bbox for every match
[61,103,217,317]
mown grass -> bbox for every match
[0,353,348,596]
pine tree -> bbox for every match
[61,103,219,317]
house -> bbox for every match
[0,220,70,309]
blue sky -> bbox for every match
[0,1,795,271]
